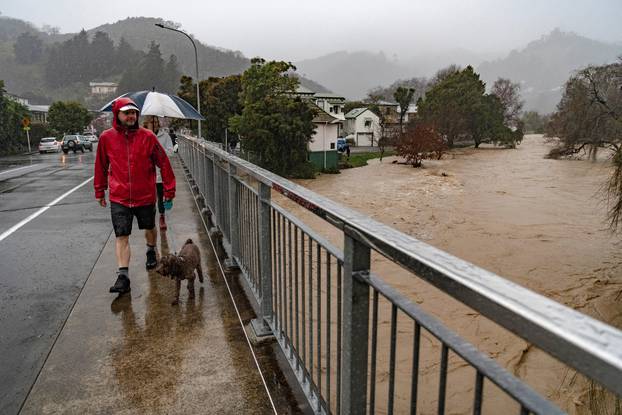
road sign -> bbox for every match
[22,117,30,128]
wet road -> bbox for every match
[1,149,309,414]
[0,148,110,414]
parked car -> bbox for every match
[82,133,98,143]
[78,135,93,151]
[38,137,61,153]
[61,135,84,153]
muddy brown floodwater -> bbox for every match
[275,134,622,414]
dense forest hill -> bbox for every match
[0,15,328,107]
[477,29,621,113]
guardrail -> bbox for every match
[178,135,622,414]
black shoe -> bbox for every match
[109,274,131,294]
[146,249,157,270]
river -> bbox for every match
[277,134,621,414]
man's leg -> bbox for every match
[137,204,158,270]
[116,235,130,268]
[110,202,133,294]
[145,228,156,247]
[156,183,167,230]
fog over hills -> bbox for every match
[296,29,621,113]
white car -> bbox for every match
[38,137,61,153]
[82,133,98,143]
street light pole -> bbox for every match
[155,23,201,139]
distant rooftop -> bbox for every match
[345,107,370,119]
[295,85,315,95]
[28,104,50,113]
[313,92,345,100]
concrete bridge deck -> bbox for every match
[18,159,304,414]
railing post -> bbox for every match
[212,156,220,227]
[251,182,274,337]
[341,230,371,414]
[226,164,240,267]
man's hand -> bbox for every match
[163,198,173,210]
[98,197,107,207]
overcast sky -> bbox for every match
[2,0,621,61]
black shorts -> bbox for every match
[110,202,156,237]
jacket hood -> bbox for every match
[112,97,140,131]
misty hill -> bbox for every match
[88,17,249,78]
[477,29,622,113]
[295,49,495,100]
[0,15,329,104]
[295,51,407,100]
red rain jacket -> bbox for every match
[94,97,176,207]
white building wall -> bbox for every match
[309,123,339,152]
[349,110,381,146]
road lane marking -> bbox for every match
[0,176,94,242]
[0,164,40,176]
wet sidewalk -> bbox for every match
[20,159,284,414]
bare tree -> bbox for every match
[491,78,524,129]
[547,59,622,229]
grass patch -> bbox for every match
[339,150,396,168]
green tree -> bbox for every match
[118,42,175,93]
[203,75,243,142]
[14,32,44,64]
[418,66,484,147]
[164,54,181,93]
[48,101,92,136]
[115,37,138,73]
[418,66,516,148]
[393,86,415,130]
[0,80,30,155]
[230,58,316,178]
[89,31,116,79]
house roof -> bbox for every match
[295,85,315,95]
[89,82,118,87]
[27,104,50,113]
[375,100,398,107]
[312,104,340,123]
[313,92,345,100]
[345,107,369,119]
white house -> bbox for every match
[344,107,381,146]
[90,82,118,96]
[397,103,418,124]
[309,108,340,169]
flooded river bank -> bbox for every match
[278,134,622,413]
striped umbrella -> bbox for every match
[100,90,204,120]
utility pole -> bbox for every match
[155,23,202,139]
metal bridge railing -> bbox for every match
[178,135,622,414]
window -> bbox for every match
[330,143,335,149]
[364,119,372,127]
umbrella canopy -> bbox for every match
[100,90,204,120]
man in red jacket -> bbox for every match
[94,97,176,294]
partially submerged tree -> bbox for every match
[418,66,519,148]
[491,78,524,130]
[546,60,622,229]
[396,121,447,167]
